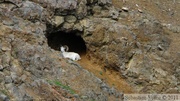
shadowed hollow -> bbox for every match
[47,31,87,55]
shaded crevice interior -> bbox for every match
[47,31,87,55]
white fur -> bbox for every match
[60,46,81,61]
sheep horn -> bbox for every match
[63,45,69,52]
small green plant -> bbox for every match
[99,71,103,75]
[90,99,95,101]
[48,80,76,94]
[0,89,9,98]
[1,89,8,95]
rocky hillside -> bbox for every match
[0,0,180,101]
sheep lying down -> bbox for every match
[60,46,81,61]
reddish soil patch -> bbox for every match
[78,54,135,93]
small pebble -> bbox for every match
[122,7,129,12]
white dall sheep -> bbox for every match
[60,46,81,61]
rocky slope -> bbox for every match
[0,0,180,101]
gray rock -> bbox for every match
[0,92,10,101]
[0,72,4,83]
[56,0,77,10]
[63,22,74,30]
[15,1,44,21]
[109,7,119,20]
[81,95,88,99]
[98,0,112,5]
[122,7,129,11]
[4,76,12,84]
[10,59,23,76]
[76,0,87,19]
[0,65,4,71]
[1,54,11,68]
[92,5,102,15]
[5,83,28,101]
[165,87,179,93]
[2,20,14,26]
[119,12,128,18]
[53,16,64,27]
[100,83,110,92]
[80,19,90,28]
[108,87,116,95]
[5,83,14,92]
[87,0,96,4]
[4,0,22,6]
[94,77,103,84]
[65,15,77,23]
[20,74,27,82]
[10,73,21,84]
[73,23,83,31]
[170,25,180,33]
[1,45,11,51]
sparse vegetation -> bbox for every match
[0,89,9,98]
[48,80,76,94]
[99,71,103,75]
[0,89,8,95]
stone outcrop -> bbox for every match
[0,0,180,100]
[0,0,122,100]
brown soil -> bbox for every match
[113,0,180,25]
[78,54,135,93]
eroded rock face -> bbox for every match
[0,0,123,100]
[82,11,180,93]
[0,0,180,100]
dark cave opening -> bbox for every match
[46,31,87,55]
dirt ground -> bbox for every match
[112,0,180,25]
[78,54,135,93]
